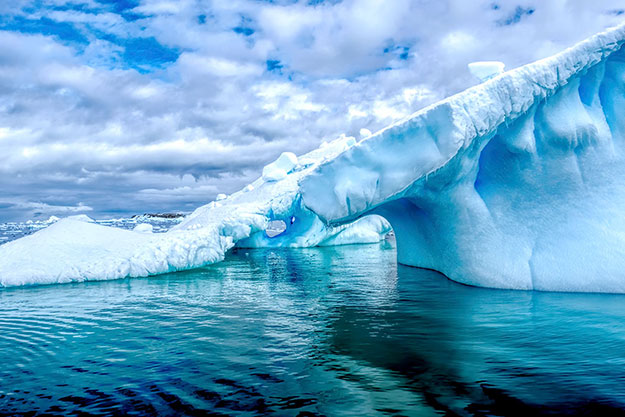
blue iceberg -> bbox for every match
[3,23,625,292]
[300,23,625,293]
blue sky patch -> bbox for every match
[95,0,139,14]
[382,44,411,61]
[266,59,283,73]
[498,6,535,26]
[0,9,179,72]
[0,16,89,45]
[233,26,254,36]
[119,37,180,71]
[96,0,144,21]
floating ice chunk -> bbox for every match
[319,216,391,246]
[244,184,254,192]
[0,218,233,287]
[359,128,372,139]
[262,165,287,182]
[216,193,227,201]
[468,61,505,82]
[262,152,299,182]
[133,223,153,233]
[274,152,298,172]
[45,216,60,223]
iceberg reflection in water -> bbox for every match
[1,240,624,416]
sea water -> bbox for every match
[1,240,625,416]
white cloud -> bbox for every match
[177,53,264,77]
[0,0,624,221]
[12,201,93,213]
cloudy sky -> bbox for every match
[0,0,623,221]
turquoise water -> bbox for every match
[1,240,625,416]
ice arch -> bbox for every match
[300,23,625,293]
[2,23,625,291]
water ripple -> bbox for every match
[1,243,625,415]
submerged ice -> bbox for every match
[3,23,625,292]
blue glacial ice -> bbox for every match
[300,22,625,293]
[3,22,625,291]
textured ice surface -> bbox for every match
[0,218,232,287]
[301,23,625,293]
[174,136,390,249]
[3,23,625,291]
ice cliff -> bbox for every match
[3,22,625,292]
[300,22,625,293]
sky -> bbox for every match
[0,0,623,222]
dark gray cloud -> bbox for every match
[0,0,623,221]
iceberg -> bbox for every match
[3,22,625,292]
[0,134,390,287]
[172,135,391,249]
[0,216,233,287]
[300,23,625,293]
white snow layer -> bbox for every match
[300,22,625,293]
[0,218,232,287]
[4,23,625,291]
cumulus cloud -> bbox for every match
[0,0,623,221]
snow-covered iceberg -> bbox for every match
[0,216,232,286]
[300,23,625,293]
[0,135,390,287]
[3,22,625,292]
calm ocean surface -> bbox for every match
[1,239,625,416]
